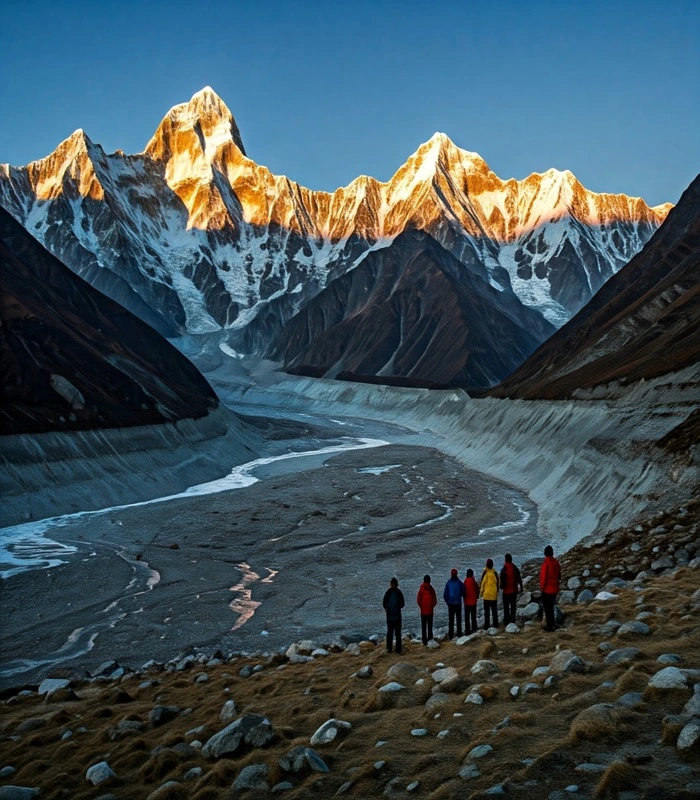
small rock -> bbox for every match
[576,589,595,604]
[355,665,373,679]
[467,744,493,759]
[86,762,116,785]
[651,556,674,571]
[648,667,688,690]
[38,678,71,695]
[202,713,274,758]
[183,767,203,781]
[272,781,294,793]
[682,692,700,718]
[220,699,237,722]
[432,667,459,684]
[595,592,617,601]
[458,763,481,779]
[425,693,449,712]
[0,768,16,779]
[510,685,520,698]
[108,719,145,741]
[411,728,428,736]
[279,746,329,774]
[519,602,540,621]
[470,660,499,678]
[616,621,651,638]
[233,764,269,791]
[407,781,420,792]
[657,654,682,665]
[464,692,483,705]
[677,720,700,751]
[574,763,607,774]
[378,682,406,693]
[0,789,40,800]
[550,650,586,674]
[532,666,550,677]
[567,576,581,590]
[570,704,620,740]
[616,692,644,709]
[310,718,351,746]
[505,623,520,633]
[149,705,180,727]
[604,648,642,666]
[523,683,541,695]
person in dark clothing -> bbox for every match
[463,568,479,634]
[416,574,437,645]
[539,545,561,632]
[443,568,466,639]
[500,553,523,626]
[383,577,405,653]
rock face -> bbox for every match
[0,88,668,384]
[0,205,218,435]
[270,229,555,388]
[491,174,700,399]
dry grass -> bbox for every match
[1,512,699,798]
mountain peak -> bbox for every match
[144,87,246,161]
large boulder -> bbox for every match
[279,746,329,774]
[550,650,586,674]
[202,714,273,759]
[310,718,351,746]
[570,704,621,741]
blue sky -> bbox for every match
[1,0,698,206]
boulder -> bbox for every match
[0,789,40,800]
[651,556,674,571]
[378,682,405,693]
[576,589,595,604]
[149,706,180,727]
[108,719,145,741]
[38,678,71,695]
[202,714,274,758]
[518,602,540,621]
[220,699,237,723]
[424,693,450,713]
[467,744,493,759]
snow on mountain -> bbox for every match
[0,88,671,359]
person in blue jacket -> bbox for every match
[443,568,466,639]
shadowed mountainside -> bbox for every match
[0,206,218,435]
[270,229,555,389]
[490,174,700,400]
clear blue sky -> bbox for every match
[1,0,698,207]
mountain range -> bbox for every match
[0,88,672,389]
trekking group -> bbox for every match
[382,546,561,653]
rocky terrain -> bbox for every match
[0,206,218,435]
[491,175,700,400]
[1,499,698,800]
[0,89,670,387]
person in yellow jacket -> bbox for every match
[480,558,500,629]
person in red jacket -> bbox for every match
[539,545,561,632]
[463,568,480,634]
[416,574,438,645]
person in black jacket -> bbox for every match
[382,577,405,653]
[500,553,523,626]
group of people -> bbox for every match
[382,546,561,653]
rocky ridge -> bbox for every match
[0,89,670,368]
[1,500,698,800]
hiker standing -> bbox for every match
[383,577,405,653]
[416,574,438,645]
[443,568,466,639]
[500,553,523,626]
[480,558,500,629]
[463,568,480,635]
[539,545,561,632]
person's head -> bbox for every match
[486,558,493,569]
[544,545,554,558]
[390,577,398,587]
[505,553,513,563]
[450,568,458,577]
[466,568,474,578]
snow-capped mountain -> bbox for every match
[0,87,670,361]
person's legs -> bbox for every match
[386,620,395,652]
[456,604,463,637]
[484,600,498,628]
[427,614,433,642]
[395,619,402,653]
[503,593,516,625]
[448,605,456,639]
[483,601,490,629]
[466,605,477,634]
[421,615,429,645]
[542,593,556,631]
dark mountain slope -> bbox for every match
[490,175,700,399]
[269,229,555,390]
[0,206,218,435]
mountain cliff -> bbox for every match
[0,88,670,368]
[489,174,700,399]
[271,228,555,389]
[0,205,218,435]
